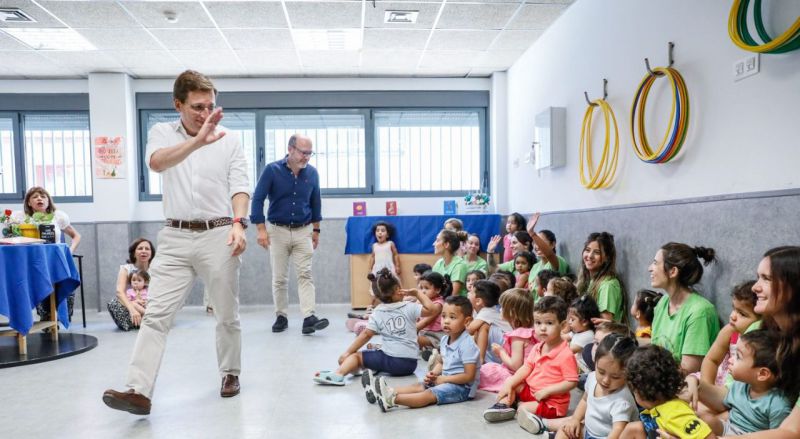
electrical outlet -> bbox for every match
[734,54,759,81]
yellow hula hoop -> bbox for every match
[728,0,800,53]
[579,99,619,190]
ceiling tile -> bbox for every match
[362,29,430,50]
[39,51,126,74]
[222,29,294,50]
[171,50,242,72]
[427,30,498,51]
[74,28,160,51]
[127,65,186,78]
[236,50,301,71]
[474,49,523,67]
[490,29,542,50]
[0,30,32,50]
[365,3,442,29]
[299,50,360,67]
[0,0,65,28]
[302,67,359,77]
[360,49,422,68]
[36,1,138,28]
[419,50,482,68]
[506,3,568,30]
[205,1,288,29]
[149,29,229,50]
[358,66,417,76]
[285,2,363,29]
[436,4,519,30]
[0,50,78,76]
[414,67,469,77]
[119,1,214,28]
[105,50,183,70]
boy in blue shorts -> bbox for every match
[372,295,480,411]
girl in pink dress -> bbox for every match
[416,271,451,354]
[479,288,537,392]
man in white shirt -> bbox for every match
[102,70,250,415]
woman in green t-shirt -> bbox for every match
[486,230,533,274]
[576,231,628,323]
[648,242,719,373]
[525,212,570,296]
[464,233,488,274]
[725,246,800,439]
[431,229,468,297]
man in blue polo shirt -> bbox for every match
[250,134,328,335]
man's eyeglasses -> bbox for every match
[292,147,315,157]
[188,103,216,114]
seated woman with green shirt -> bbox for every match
[576,232,628,323]
[525,213,570,298]
[648,242,720,374]
[464,233,488,274]
[432,229,468,297]
[486,230,534,275]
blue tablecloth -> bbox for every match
[345,214,502,254]
[0,243,80,335]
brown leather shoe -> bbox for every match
[220,374,240,397]
[102,389,151,415]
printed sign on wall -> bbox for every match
[94,136,125,179]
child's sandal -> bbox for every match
[313,371,345,386]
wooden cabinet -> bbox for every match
[349,254,439,308]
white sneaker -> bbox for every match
[362,369,376,404]
[516,408,548,436]
[374,376,396,412]
[427,349,441,372]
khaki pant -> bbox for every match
[268,223,316,318]
[126,226,242,398]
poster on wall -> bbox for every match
[94,136,125,179]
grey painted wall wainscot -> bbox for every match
[71,190,799,325]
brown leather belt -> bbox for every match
[165,217,232,231]
[271,222,311,229]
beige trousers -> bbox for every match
[126,226,242,398]
[268,223,316,318]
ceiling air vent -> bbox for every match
[0,8,36,23]
[384,10,418,24]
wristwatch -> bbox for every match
[232,217,249,229]
[313,228,321,233]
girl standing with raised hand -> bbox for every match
[526,213,570,298]
[432,229,469,297]
[502,213,527,263]
[576,232,627,323]
[649,242,720,373]
[488,231,534,275]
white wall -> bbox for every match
[1,75,497,222]
[504,0,800,214]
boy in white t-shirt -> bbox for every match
[467,280,512,363]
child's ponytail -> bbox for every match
[595,333,638,366]
[368,267,400,303]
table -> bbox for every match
[0,243,81,355]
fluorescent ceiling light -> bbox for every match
[292,29,362,51]
[1,28,96,51]
[384,10,418,24]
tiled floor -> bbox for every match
[3,304,544,439]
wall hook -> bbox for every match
[584,78,608,107]
[645,41,674,76]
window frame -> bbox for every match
[0,110,93,203]
[136,91,490,201]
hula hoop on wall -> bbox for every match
[728,0,800,54]
[579,97,619,190]
[630,66,690,164]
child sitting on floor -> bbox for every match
[631,289,662,342]
[371,296,480,411]
[689,330,792,435]
[565,295,601,353]
[479,288,537,392]
[467,280,512,363]
[513,251,535,289]
[483,296,578,428]
[626,344,715,439]
[314,268,437,386]
[547,276,579,305]
[416,271,451,359]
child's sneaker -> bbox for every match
[362,369,376,404]
[483,402,516,422]
[374,376,397,412]
[516,408,548,436]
